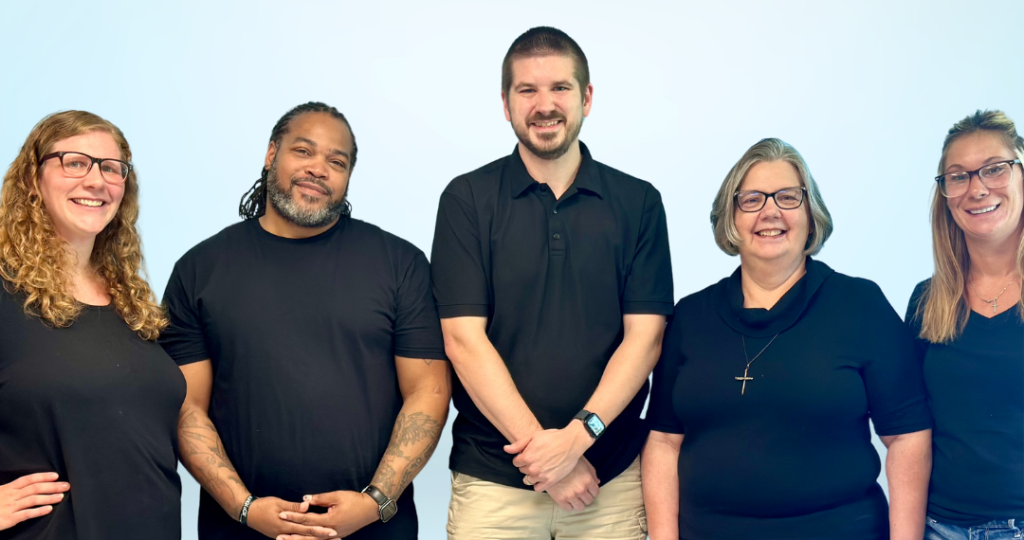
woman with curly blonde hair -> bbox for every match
[907,110,1023,540]
[0,110,184,539]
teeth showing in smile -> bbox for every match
[534,120,560,127]
[72,199,103,207]
[968,205,998,215]
[757,230,783,237]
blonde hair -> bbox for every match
[0,110,167,340]
[916,110,1024,343]
[710,137,833,256]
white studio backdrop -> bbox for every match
[2,1,1022,538]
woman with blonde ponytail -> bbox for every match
[907,110,1023,540]
[0,111,184,539]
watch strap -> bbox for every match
[361,485,397,523]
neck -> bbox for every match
[965,225,1022,281]
[63,235,107,305]
[258,204,339,239]
[740,255,807,310]
[518,140,582,199]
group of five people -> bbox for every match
[0,26,1021,540]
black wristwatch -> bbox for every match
[574,409,606,439]
[361,485,398,523]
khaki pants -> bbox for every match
[447,458,647,540]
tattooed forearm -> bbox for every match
[178,405,249,515]
[371,411,443,499]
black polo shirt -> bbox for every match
[159,217,447,540]
[431,142,674,489]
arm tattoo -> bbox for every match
[178,406,248,513]
[371,411,443,499]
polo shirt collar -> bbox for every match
[508,141,604,199]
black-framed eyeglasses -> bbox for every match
[935,159,1021,198]
[38,151,132,184]
[734,187,806,212]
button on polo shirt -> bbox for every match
[431,142,674,489]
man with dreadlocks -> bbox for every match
[159,102,450,540]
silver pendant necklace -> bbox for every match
[736,333,780,395]
[969,277,1018,315]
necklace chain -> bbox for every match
[969,276,1019,314]
[736,333,780,395]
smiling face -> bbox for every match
[502,54,592,160]
[37,130,126,247]
[734,160,810,267]
[264,112,354,228]
[942,130,1023,245]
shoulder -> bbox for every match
[349,219,425,259]
[673,277,726,319]
[821,270,889,308]
[906,278,932,325]
[173,220,252,268]
[441,155,507,202]
[592,159,661,201]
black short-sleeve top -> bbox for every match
[0,283,185,540]
[431,143,674,488]
[159,217,447,540]
[906,280,1023,526]
[647,259,931,540]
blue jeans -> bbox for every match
[925,516,1022,540]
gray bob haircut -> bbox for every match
[710,138,833,256]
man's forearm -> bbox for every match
[583,315,664,426]
[369,390,450,499]
[445,327,543,442]
[178,404,250,518]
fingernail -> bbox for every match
[61,483,70,488]
[328,531,337,536]
[58,493,64,499]
[279,511,287,518]
[303,494,311,501]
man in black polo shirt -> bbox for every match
[432,28,673,539]
[160,102,450,540]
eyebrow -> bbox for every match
[292,137,350,159]
[945,155,1015,171]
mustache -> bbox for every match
[290,176,333,196]
[529,112,566,123]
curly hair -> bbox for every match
[0,110,167,340]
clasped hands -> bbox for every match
[245,490,379,540]
[504,420,599,512]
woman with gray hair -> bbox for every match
[641,138,932,540]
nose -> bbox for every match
[536,89,556,114]
[304,156,328,179]
[760,195,783,217]
[967,171,990,198]
[80,163,106,188]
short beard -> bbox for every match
[265,160,348,228]
[511,112,583,160]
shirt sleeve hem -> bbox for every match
[622,301,675,315]
[438,304,489,318]
[645,422,684,435]
[394,348,449,361]
[873,418,933,437]
[169,352,210,366]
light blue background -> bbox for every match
[2,1,1022,538]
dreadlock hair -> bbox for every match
[238,102,358,219]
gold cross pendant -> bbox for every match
[735,367,753,395]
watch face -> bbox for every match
[585,414,606,436]
[380,500,398,523]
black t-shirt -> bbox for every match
[431,143,674,488]
[906,280,1023,526]
[159,218,447,540]
[0,284,184,540]
[647,259,932,540]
